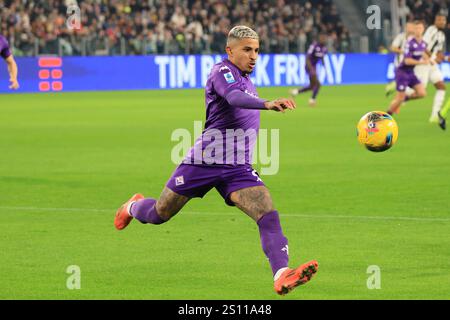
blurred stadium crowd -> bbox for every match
[0,0,448,56]
[399,0,450,50]
[1,0,350,56]
[401,0,448,25]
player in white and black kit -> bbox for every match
[385,22,415,97]
[415,13,447,130]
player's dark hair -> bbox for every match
[435,9,447,18]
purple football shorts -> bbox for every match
[166,164,265,206]
[395,69,421,92]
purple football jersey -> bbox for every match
[0,35,12,60]
[307,42,327,66]
[399,37,427,72]
[184,59,263,166]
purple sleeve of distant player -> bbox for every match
[213,68,267,110]
[0,36,12,59]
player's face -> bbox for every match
[319,34,327,45]
[435,16,447,29]
[405,23,415,35]
[226,38,259,74]
[414,23,425,38]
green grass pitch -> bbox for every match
[0,85,449,300]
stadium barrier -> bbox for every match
[1,54,450,93]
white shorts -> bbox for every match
[414,64,444,87]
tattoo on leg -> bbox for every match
[231,186,275,221]
[156,187,190,220]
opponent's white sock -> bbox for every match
[431,90,446,118]
[274,267,289,281]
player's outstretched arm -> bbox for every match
[5,55,19,90]
[404,56,429,66]
[264,98,296,113]
[224,90,296,113]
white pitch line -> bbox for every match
[0,206,449,222]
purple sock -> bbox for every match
[257,211,289,276]
[312,85,320,99]
[130,198,166,225]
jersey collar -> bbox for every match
[224,59,249,77]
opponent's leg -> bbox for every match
[430,81,446,130]
[430,81,445,118]
[115,187,190,230]
[229,186,318,295]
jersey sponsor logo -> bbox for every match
[175,176,185,186]
[224,71,236,84]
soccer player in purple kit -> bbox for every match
[290,32,328,106]
[387,21,429,116]
[114,26,319,296]
[0,34,19,90]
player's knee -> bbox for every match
[418,90,427,98]
[436,82,446,90]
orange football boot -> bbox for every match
[114,194,144,230]
[274,260,319,295]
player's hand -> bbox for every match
[420,56,430,65]
[435,52,445,64]
[9,78,19,90]
[264,98,296,113]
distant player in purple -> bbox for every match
[0,34,19,90]
[114,26,318,295]
[387,21,428,115]
[290,32,328,106]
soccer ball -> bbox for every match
[357,111,398,152]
